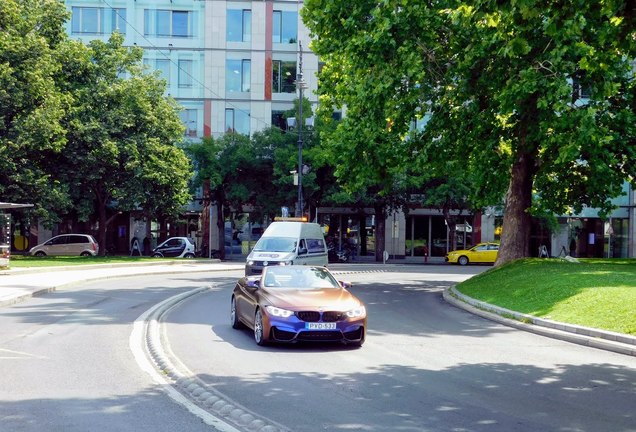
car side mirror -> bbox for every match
[339,281,352,289]
[246,279,260,289]
[298,247,308,255]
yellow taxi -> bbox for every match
[445,242,499,265]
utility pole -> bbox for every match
[296,41,306,217]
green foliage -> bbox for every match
[59,34,190,229]
[1,5,190,240]
[303,0,636,263]
[0,0,72,221]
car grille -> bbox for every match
[296,311,345,322]
[297,330,344,341]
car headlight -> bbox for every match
[346,306,366,318]
[247,260,254,266]
[265,305,294,318]
[278,261,292,266]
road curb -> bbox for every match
[132,286,290,432]
[443,286,636,357]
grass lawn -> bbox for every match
[455,258,636,336]
[4,255,180,268]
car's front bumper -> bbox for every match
[264,313,366,344]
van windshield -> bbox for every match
[253,237,297,252]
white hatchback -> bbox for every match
[30,234,99,257]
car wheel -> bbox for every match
[80,251,91,257]
[152,253,162,258]
[34,251,46,257]
[458,256,469,266]
[231,297,243,329]
[184,253,195,258]
[254,308,267,346]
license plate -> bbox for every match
[306,322,336,330]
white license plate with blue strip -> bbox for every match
[306,322,336,330]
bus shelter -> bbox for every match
[0,202,34,267]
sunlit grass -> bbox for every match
[5,255,181,268]
[456,258,636,335]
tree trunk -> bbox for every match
[97,200,107,257]
[374,203,386,262]
[95,185,108,257]
[215,189,225,260]
[495,150,534,266]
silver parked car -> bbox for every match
[29,234,99,257]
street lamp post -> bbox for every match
[296,42,307,218]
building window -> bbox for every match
[111,8,126,34]
[145,9,193,37]
[72,7,103,34]
[178,60,193,88]
[272,11,297,44]
[272,110,286,130]
[226,59,251,93]
[156,59,171,85]
[272,60,296,93]
[225,108,250,135]
[227,9,251,42]
[572,75,591,102]
[180,109,198,137]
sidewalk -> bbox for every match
[0,260,244,308]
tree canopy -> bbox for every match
[0,0,72,220]
[303,0,636,265]
[1,1,192,253]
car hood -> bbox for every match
[261,288,361,311]
[447,249,469,255]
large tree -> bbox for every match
[187,133,265,258]
[0,0,72,220]
[303,0,636,265]
[57,34,190,254]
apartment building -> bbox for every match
[63,0,319,138]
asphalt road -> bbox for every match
[0,265,634,432]
[0,272,216,432]
[166,265,636,432]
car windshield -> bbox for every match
[253,237,297,252]
[262,267,340,289]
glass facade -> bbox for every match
[180,109,198,137]
[72,7,103,34]
[227,9,251,42]
[272,60,296,93]
[272,10,297,44]
[225,108,250,135]
[178,59,193,88]
[226,59,251,93]
[144,9,193,37]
